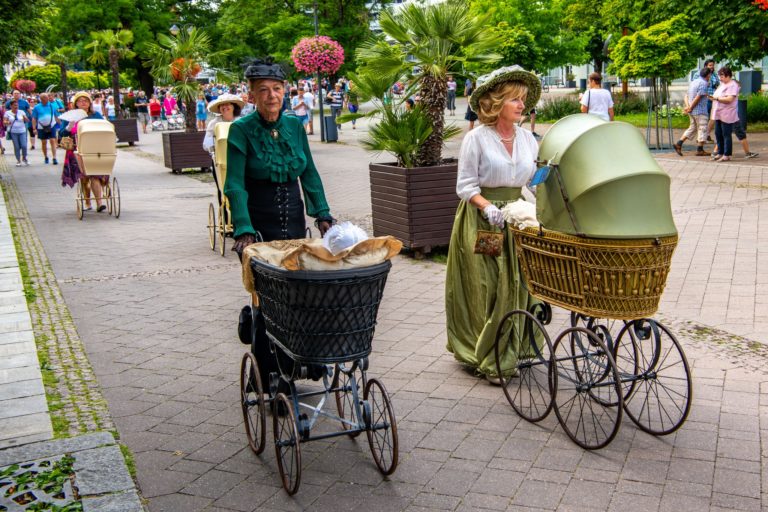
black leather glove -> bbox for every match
[232,233,256,260]
[314,215,336,238]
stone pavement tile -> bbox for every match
[533,446,583,472]
[425,467,480,497]
[710,492,761,511]
[416,428,465,452]
[616,478,663,497]
[181,469,249,500]
[717,428,759,442]
[560,479,615,509]
[572,466,620,484]
[0,412,53,446]
[615,458,669,485]
[0,379,45,401]
[671,428,717,451]
[496,436,545,462]
[463,491,510,510]
[607,492,660,512]
[526,467,572,485]
[147,493,212,512]
[137,467,200,499]
[411,492,462,510]
[212,476,280,511]
[155,431,218,455]
[658,491,710,512]
[713,467,761,498]
[452,434,504,462]
[82,490,144,512]
[510,479,567,509]
[666,457,714,484]
[469,468,525,497]
[134,449,184,472]
[73,445,135,496]
[716,436,760,461]
[717,457,761,474]
[662,479,712,498]
[312,493,411,512]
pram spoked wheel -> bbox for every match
[240,353,266,454]
[111,177,120,218]
[273,392,301,495]
[333,360,367,438]
[217,203,226,256]
[76,185,84,220]
[364,378,398,475]
[617,320,692,435]
[208,203,216,251]
[494,306,554,423]
[551,327,623,450]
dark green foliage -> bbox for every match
[536,95,582,122]
[745,93,768,124]
[613,91,648,115]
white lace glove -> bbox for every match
[482,204,505,228]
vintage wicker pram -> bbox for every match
[495,114,692,450]
[239,256,398,494]
[74,119,120,220]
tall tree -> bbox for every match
[0,0,52,67]
[357,1,501,167]
[86,29,135,117]
[46,46,80,106]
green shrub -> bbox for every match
[745,92,768,123]
[536,95,581,122]
[613,91,648,115]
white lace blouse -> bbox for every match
[456,124,539,201]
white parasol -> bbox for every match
[59,109,89,123]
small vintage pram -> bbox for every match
[74,119,120,220]
[207,122,233,255]
[240,255,398,495]
[494,114,691,450]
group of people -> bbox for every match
[674,59,757,161]
[1,91,66,167]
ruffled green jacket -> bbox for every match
[224,111,331,238]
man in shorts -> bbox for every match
[135,91,150,134]
[31,93,60,165]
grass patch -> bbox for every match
[119,443,137,480]
[426,246,449,264]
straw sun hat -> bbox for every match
[207,93,245,114]
[469,65,541,114]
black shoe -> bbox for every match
[673,142,683,156]
[97,204,107,212]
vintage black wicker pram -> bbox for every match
[493,115,692,450]
[240,258,398,494]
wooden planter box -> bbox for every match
[369,160,459,254]
[162,131,212,173]
[111,118,139,146]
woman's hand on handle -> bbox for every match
[232,233,256,259]
[483,204,505,228]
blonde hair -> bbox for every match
[477,82,528,125]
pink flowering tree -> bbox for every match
[291,36,345,75]
[12,79,36,94]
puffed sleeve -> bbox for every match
[297,127,331,218]
[202,118,216,152]
[223,122,255,238]
[456,130,482,201]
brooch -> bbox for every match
[270,128,279,140]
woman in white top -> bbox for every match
[445,65,542,383]
[580,72,614,121]
[202,93,245,153]
[3,100,30,166]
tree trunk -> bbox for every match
[134,58,155,98]
[109,49,121,117]
[416,73,446,167]
[185,97,197,133]
[59,63,69,108]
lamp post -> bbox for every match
[314,0,327,142]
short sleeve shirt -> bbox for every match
[711,80,740,123]
[32,103,57,127]
[579,88,614,121]
[687,77,709,116]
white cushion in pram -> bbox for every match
[76,119,116,176]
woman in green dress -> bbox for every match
[445,66,542,383]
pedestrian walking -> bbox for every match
[446,75,457,115]
[580,72,614,121]
[4,100,30,166]
[704,58,720,143]
[135,91,150,133]
[326,83,345,129]
[31,93,60,165]
[674,67,711,157]
[710,66,739,162]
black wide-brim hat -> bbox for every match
[469,65,541,114]
[243,57,286,82]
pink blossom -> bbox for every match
[292,36,345,74]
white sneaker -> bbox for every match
[15,162,21,167]
[23,160,29,166]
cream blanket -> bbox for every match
[241,236,403,293]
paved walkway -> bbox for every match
[3,113,768,512]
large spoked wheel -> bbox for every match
[240,352,266,455]
[105,181,113,215]
[112,177,121,218]
[273,392,301,495]
[619,320,692,435]
[218,204,226,256]
[333,362,366,438]
[569,315,636,407]
[208,203,216,251]
[76,185,83,220]
[551,327,623,450]
[364,378,398,475]
[494,309,554,423]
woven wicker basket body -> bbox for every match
[512,227,677,320]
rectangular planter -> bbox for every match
[162,131,212,173]
[369,160,459,254]
[111,118,139,146]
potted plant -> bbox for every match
[566,72,576,88]
[344,1,501,254]
[86,29,140,146]
[145,27,228,173]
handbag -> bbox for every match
[59,136,74,150]
[473,228,505,257]
[38,104,55,135]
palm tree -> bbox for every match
[144,27,228,133]
[47,45,79,107]
[85,29,135,117]
[357,1,501,167]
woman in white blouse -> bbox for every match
[445,66,542,384]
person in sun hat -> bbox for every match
[445,65,543,385]
[202,92,245,153]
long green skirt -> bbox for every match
[445,187,539,378]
